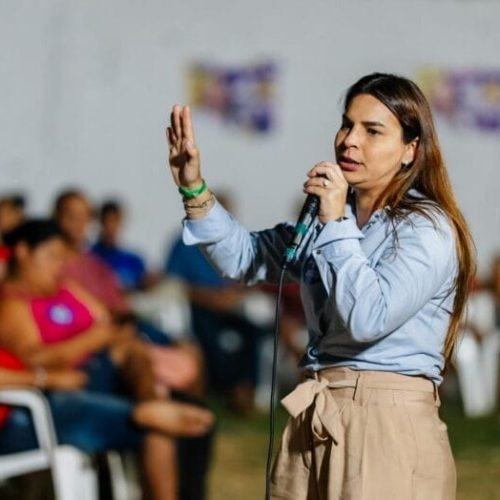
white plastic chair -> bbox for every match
[0,387,98,500]
[455,291,500,417]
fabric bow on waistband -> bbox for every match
[281,376,358,445]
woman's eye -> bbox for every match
[367,128,380,136]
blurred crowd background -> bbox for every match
[1,1,500,499]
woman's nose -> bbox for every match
[342,127,360,148]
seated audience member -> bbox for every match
[52,189,201,393]
[0,194,26,238]
[53,189,213,499]
[455,278,499,417]
[165,193,262,414]
[92,199,160,292]
[53,189,128,315]
[0,220,214,500]
[0,194,26,283]
[0,349,87,429]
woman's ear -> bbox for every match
[402,137,419,166]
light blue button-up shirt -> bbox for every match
[183,194,457,384]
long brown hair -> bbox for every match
[344,73,476,364]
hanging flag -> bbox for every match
[418,67,500,132]
[187,60,278,133]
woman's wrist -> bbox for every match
[178,178,205,195]
[34,366,48,389]
[319,212,346,224]
[183,189,215,219]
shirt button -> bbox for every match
[314,249,321,256]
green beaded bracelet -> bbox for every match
[178,179,207,199]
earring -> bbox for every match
[402,162,411,169]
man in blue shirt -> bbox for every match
[92,199,147,291]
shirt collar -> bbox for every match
[346,191,389,229]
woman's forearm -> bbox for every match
[24,324,112,368]
[0,368,38,387]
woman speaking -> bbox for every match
[166,73,475,499]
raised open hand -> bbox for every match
[166,105,203,189]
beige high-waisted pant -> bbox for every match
[271,368,456,500]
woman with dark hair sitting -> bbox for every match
[0,219,214,500]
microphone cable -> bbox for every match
[264,265,287,500]
[264,192,319,499]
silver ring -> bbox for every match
[323,178,330,187]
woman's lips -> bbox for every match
[338,159,362,172]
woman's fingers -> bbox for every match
[304,168,335,189]
[303,178,327,190]
[170,104,195,141]
[303,161,348,222]
[172,104,182,139]
[169,105,197,155]
[303,184,325,197]
[169,110,178,144]
[166,104,203,188]
[330,164,348,185]
[307,162,337,179]
[166,127,175,150]
[307,162,347,187]
[182,106,195,143]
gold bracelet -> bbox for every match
[183,194,215,210]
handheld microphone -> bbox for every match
[282,194,319,269]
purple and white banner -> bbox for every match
[187,60,278,134]
[418,68,500,132]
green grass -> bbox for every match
[1,400,497,499]
[208,403,500,500]
[443,406,500,500]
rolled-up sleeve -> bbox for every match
[183,202,234,245]
[312,213,456,343]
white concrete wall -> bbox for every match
[1,0,499,273]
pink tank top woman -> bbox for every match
[29,286,95,345]
[1,285,96,364]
